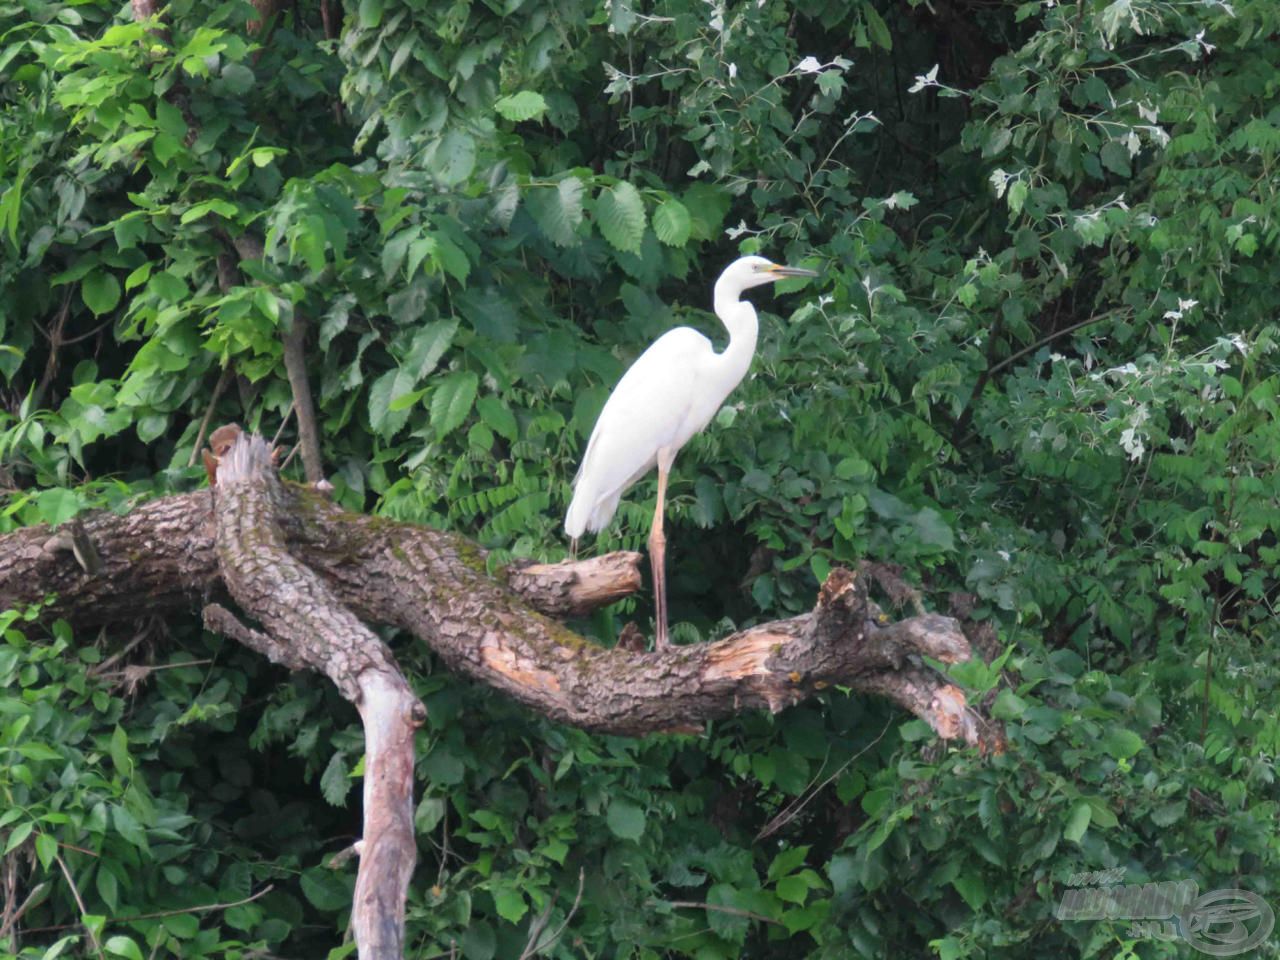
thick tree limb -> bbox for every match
[0,436,988,744]
[211,437,422,959]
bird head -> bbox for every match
[719,255,819,295]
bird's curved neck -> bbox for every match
[712,283,759,372]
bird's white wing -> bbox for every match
[565,327,715,536]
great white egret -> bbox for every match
[565,255,819,648]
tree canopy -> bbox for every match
[1,0,1278,957]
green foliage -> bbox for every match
[3,0,1280,955]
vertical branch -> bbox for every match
[280,313,325,484]
[352,672,424,958]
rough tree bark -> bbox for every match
[0,429,999,958]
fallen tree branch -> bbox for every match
[0,432,986,742]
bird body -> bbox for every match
[565,255,817,647]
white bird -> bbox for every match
[565,255,819,648]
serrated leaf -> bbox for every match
[595,181,646,254]
[605,799,644,840]
[430,371,478,439]
[368,367,417,438]
[652,199,691,247]
[494,91,547,122]
[82,271,121,316]
[527,178,583,247]
[406,318,458,380]
[300,868,351,910]
[433,131,476,186]
[319,752,350,807]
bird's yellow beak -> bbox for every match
[766,263,819,278]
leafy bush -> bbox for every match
[2,0,1278,956]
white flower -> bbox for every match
[908,64,939,93]
[1120,404,1150,461]
[728,62,738,79]
[796,56,822,74]
[989,168,1009,198]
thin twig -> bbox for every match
[538,869,586,955]
[269,401,296,451]
[756,716,893,841]
[187,366,235,467]
[17,885,275,936]
[278,442,300,473]
[54,853,104,960]
[518,869,585,959]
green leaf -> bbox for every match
[494,91,548,122]
[300,867,351,910]
[652,198,691,247]
[82,272,121,316]
[476,396,517,441]
[430,371,479,439]
[492,886,527,923]
[103,936,144,960]
[34,832,57,870]
[109,725,132,777]
[415,796,446,833]
[5,822,33,854]
[1102,727,1143,760]
[595,181,646,254]
[767,845,810,881]
[320,752,350,807]
[1007,180,1027,215]
[952,872,987,911]
[776,874,809,904]
[406,318,459,381]
[1063,801,1091,843]
[605,799,645,840]
[862,1,892,49]
[357,0,383,27]
[368,367,417,439]
[36,489,81,526]
[527,178,584,247]
[434,131,476,186]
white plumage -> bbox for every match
[565,255,818,647]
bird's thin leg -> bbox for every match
[649,454,672,649]
[569,536,578,561]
